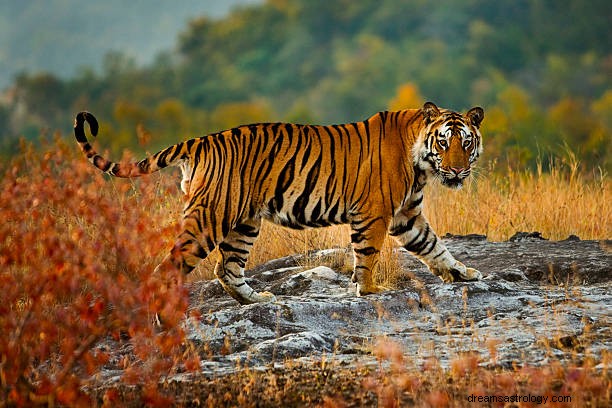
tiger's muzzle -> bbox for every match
[438,136,473,188]
[439,165,471,188]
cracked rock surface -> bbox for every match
[178,233,611,375]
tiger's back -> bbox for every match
[74,102,484,305]
[189,114,415,233]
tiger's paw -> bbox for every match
[463,267,483,281]
[356,283,390,296]
[254,291,277,303]
[239,290,277,305]
[436,262,482,283]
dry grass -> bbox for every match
[427,162,610,241]
[95,316,611,408]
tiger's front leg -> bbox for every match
[389,206,482,283]
[350,217,389,295]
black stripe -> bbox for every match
[419,235,437,256]
[408,195,423,209]
[74,125,88,143]
[234,223,259,238]
[157,147,173,168]
[311,199,322,221]
[186,138,196,150]
[432,250,445,259]
[328,201,340,223]
[194,139,204,165]
[93,155,111,172]
[74,112,99,142]
[406,226,431,253]
[299,131,312,172]
[110,163,121,175]
[219,242,249,254]
[168,142,185,162]
[293,152,322,223]
[137,159,150,173]
[389,213,419,236]
[376,114,385,197]
[273,159,296,213]
[354,246,378,256]
[350,232,366,244]
[251,129,269,186]
[226,255,246,267]
[403,228,422,251]
[194,244,207,259]
[221,214,231,240]
[352,217,382,234]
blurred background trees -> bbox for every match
[0,0,610,172]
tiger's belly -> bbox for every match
[262,194,350,230]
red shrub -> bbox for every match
[0,137,194,406]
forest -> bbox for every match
[0,0,610,172]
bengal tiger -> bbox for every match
[74,102,484,304]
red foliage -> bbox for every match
[0,137,195,406]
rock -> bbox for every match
[509,231,547,242]
[563,234,581,242]
[98,233,612,382]
[177,234,611,372]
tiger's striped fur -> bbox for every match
[74,102,484,304]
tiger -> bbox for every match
[74,102,484,305]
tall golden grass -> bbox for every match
[427,161,610,241]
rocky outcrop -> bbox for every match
[180,233,611,374]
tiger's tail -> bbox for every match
[74,111,188,178]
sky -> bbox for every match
[0,0,262,89]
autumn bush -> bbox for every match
[0,136,199,406]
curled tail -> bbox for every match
[74,111,188,178]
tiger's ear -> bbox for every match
[422,102,441,124]
[466,107,484,128]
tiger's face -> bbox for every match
[413,102,484,189]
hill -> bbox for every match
[0,0,261,89]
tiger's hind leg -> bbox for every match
[152,218,216,326]
[154,234,211,277]
[154,210,216,278]
[215,219,276,305]
[153,206,219,313]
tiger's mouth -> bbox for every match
[441,175,464,189]
[438,167,470,189]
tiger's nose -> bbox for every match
[450,166,465,175]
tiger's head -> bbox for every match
[413,102,484,189]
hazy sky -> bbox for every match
[0,0,261,89]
